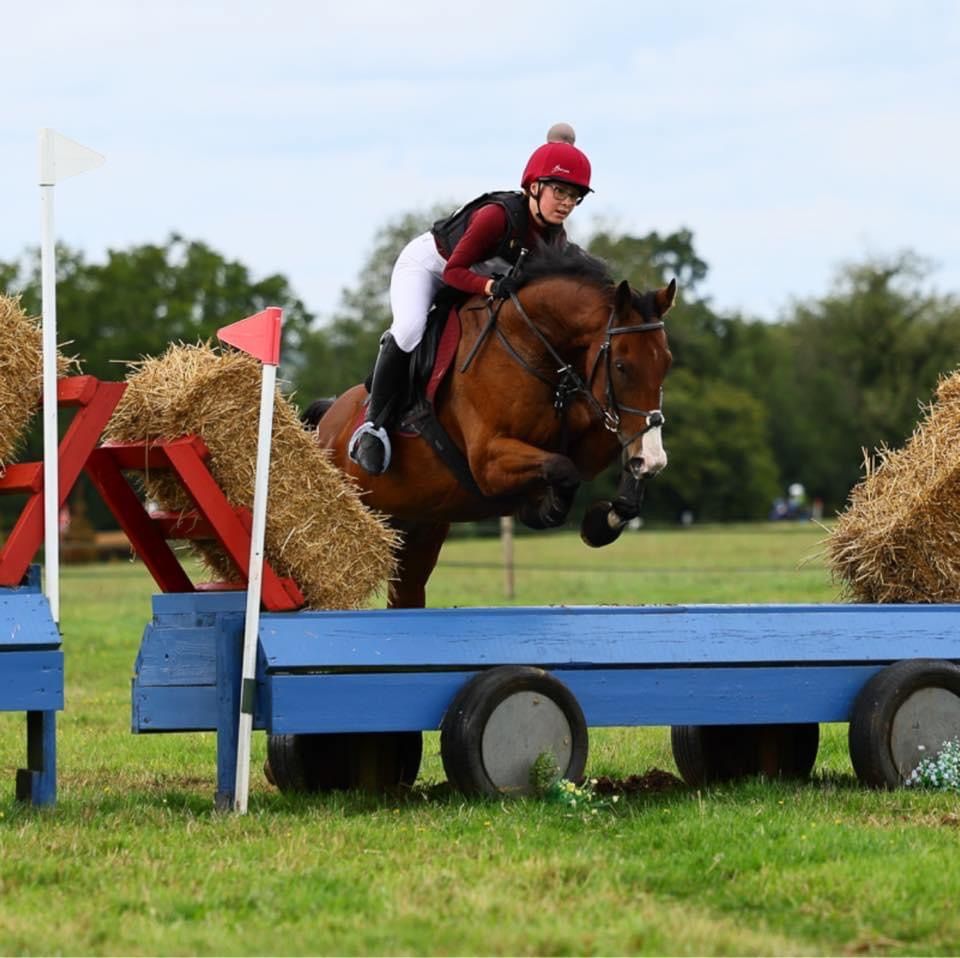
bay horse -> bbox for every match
[307,246,675,608]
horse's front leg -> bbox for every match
[516,453,582,529]
[388,521,451,609]
[580,471,645,547]
[472,438,580,529]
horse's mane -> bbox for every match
[519,243,615,292]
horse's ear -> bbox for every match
[655,278,678,317]
[615,280,632,315]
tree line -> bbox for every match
[2,218,959,529]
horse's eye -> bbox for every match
[614,359,627,374]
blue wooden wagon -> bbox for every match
[132,589,960,806]
[7,383,959,808]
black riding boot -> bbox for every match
[348,332,410,475]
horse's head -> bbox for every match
[579,276,674,548]
[595,277,675,478]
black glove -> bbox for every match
[489,273,520,299]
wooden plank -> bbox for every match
[0,462,43,494]
[132,684,264,733]
[265,663,882,733]
[268,671,472,733]
[53,380,127,505]
[15,711,57,805]
[0,496,44,587]
[54,375,99,406]
[0,594,61,649]
[132,685,217,732]
[0,379,125,586]
[96,443,304,611]
[0,651,63,711]
[258,604,960,670]
[162,442,304,611]
[566,665,881,726]
[96,435,211,471]
[85,448,195,594]
[151,590,247,619]
[135,626,218,686]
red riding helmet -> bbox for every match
[521,141,593,193]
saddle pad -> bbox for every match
[351,307,462,438]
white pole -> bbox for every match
[233,360,277,813]
[39,184,60,624]
[37,129,104,625]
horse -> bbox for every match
[307,245,675,608]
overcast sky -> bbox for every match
[3,1,958,325]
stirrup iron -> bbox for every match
[348,421,392,474]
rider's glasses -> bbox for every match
[545,181,585,205]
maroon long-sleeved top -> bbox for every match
[439,204,564,296]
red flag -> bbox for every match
[217,307,283,365]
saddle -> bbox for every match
[408,285,472,413]
[361,286,468,416]
[359,286,490,498]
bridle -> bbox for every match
[585,291,666,451]
[462,289,666,459]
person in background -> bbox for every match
[348,124,593,475]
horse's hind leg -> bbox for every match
[388,521,451,609]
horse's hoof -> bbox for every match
[580,501,626,548]
[516,503,549,530]
[516,502,569,530]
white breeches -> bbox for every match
[388,231,447,352]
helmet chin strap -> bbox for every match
[530,181,562,232]
[531,182,548,225]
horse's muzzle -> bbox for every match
[623,422,667,477]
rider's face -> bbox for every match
[530,180,582,225]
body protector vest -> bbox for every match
[431,191,530,265]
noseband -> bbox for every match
[479,290,666,456]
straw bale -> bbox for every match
[827,369,960,602]
[105,342,397,609]
[0,294,76,469]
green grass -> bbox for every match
[3,523,960,956]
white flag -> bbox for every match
[39,129,105,186]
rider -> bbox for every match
[348,127,594,475]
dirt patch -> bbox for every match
[588,767,685,795]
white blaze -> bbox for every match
[639,425,667,475]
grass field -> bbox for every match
[2,522,960,956]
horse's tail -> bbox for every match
[301,397,336,430]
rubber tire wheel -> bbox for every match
[671,723,820,787]
[440,665,588,797]
[265,731,423,793]
[849,659,960,789]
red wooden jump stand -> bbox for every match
[85,435,305,611]
[1,374,303,611]
[0,375,125,587]
[0,375,125,804]
[0,373,304,805]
